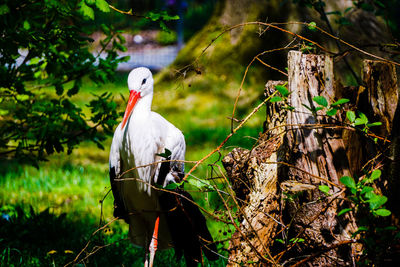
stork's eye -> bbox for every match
[142,79,147,85]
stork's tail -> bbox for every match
[159,188,219,266]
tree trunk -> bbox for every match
[223,51,399,265]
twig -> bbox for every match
[289,240,355,267]
[183,90,279,183]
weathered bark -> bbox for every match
[283,51,356,266]
[223,51,399,266]
[360,60,400,217]
[222,81,286,265]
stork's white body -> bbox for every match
[109,68,185,259]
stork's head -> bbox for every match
[121,67,154,129]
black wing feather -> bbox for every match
[159,188,219,266]
[109,166,128,223]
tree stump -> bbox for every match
[223,51,399,265]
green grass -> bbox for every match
[0,69,266,266]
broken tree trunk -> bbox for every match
[223,50,399,266]
[282,51,356,266]
[223,81,286,266]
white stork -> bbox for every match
[109,67,217,267]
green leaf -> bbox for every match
[289,238,305,243]
[375,0,385,8]
[361,186,374,195]
[367,122,382,127]
[338,208,352,216]
[315,106,324,112]
[28,57,41,65]
[78,1,94,20]
[368,195,387,210]
[164,182,181,190]
[331,98,349,106]
[164,14,179,21]
[313,96,328,107]
[95,0,110,12]
[0,109,9,116]
[275,85,290,97]
[100,24,110,35]
[16,94,30,101]
[270,96,283,103]
[308,21,317,31]
[326,10,342,16]
[354,112,368,126]
[187,177,213,191]
[148,11,161,21]
[370,169,381,181]
[340,176,356,189]
[353,226,368,237]
[23,20,31,30]
[364,191,376,199]
[275,238,285,244]
[159,21,169,32]
[0,4,9,15]
[326,108,338,116]
[358,226,368,231]
[344,7,353,13]
[284,105,295,111]
[119,56,130,62]
[381,226,397,231]
[319,185,330,194]
[346,111,356,122]
[374,208,391,217]
[337,17,352,26]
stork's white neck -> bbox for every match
[131,93,153,121]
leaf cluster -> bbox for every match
[339,170,390,217]
[0,0,127,165]
[269,84,295,111]
[337,171,399,263]
[304,95,349,116]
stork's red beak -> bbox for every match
[121,90,140,130]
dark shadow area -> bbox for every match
[0,204,187,266]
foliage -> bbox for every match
[0,0,129,166]
[156,30,178,46]
[309,95,349,116]
[339,170,390,217]
[269,84,295,110]
[0,204,186,266]
[293,0,400,39]
[337,170,399,264]
[346,110,382,134]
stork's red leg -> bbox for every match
[148,216,160,267]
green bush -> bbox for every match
[156,30,178,45]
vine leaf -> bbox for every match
[340,176,356,189]
[313,96,328,107]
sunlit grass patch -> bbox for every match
[0,162,111,219]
